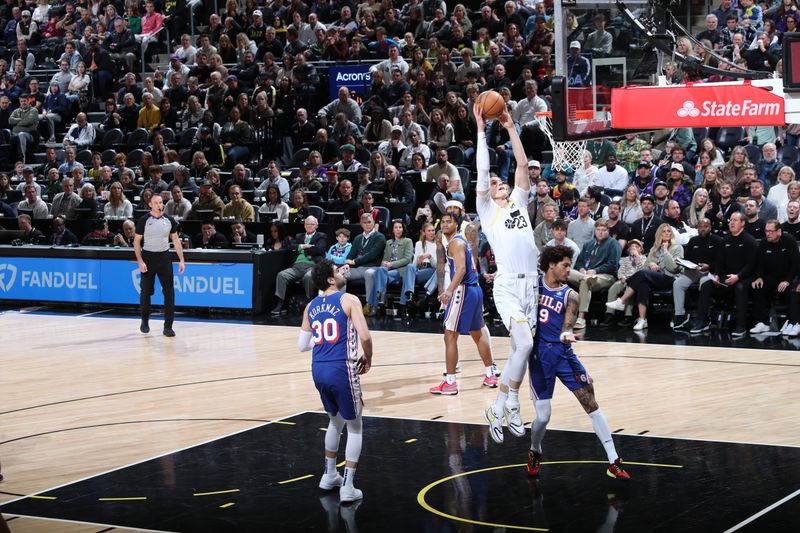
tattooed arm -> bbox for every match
[436,232,447,297]
[561,290,580,344]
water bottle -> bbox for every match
[256,234,264,248]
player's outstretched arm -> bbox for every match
[500,111,530,193]
[473,101,490,198]
[344,293,373,374]
[560,290,581,344]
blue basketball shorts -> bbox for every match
[312,360,362,420]
[443,284,484,334]
[528,341,592,400]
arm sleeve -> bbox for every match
[476,132,490,192]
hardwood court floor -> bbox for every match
[1,312,799,531]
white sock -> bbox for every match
[324,456,337,475]
[530,400,551,453]
[445,373,456,385]
[493,390,508,414]
[507,388,520,408]
[343,466,357,488]
[589,409,619,463]
[485,365,494,378]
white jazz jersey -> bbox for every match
[476,187,538,275]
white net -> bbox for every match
[535,113,587,173]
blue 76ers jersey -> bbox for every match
[447,235,479,286]
[308,291,358,363]
[537,276,573,343]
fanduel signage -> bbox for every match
[0,257,253,308]
[611,83,786,128]
[328,64,372,101]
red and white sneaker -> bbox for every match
[606,459,631,480]
[527,450,542,476]
[482,374,498,388]
[429,380,458,395]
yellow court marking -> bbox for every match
[219,502,236,509]
[98,497,147,501]
[319,427,328,431]
[274,421,296,425]
[337,460,346,468]
[417,460,683,531]
[405,438,418,443]
[278,474,315,485]
[29,495,57,500]
[193,489,240,497]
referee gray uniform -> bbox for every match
[135,213,179,332]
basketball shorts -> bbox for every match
[492,274,538,333]
[528,341,592,400]
[444,284,484,334]
[312,360,362,420]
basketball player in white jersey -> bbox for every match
[475,101,540,444]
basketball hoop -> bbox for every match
[535,111,589,173]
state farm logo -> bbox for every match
[677,101,700,118]
[676,98,782,118]
[0,264,18,291]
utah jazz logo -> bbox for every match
[504,208,528,230]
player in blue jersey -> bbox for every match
[299,260,373,503]
[430,212,498,395]
[527,245,631,480]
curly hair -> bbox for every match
[539,244,575,272]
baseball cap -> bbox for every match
[637,160,651,169]
[201,179,214,187]
[89,36,100,44]
[357,167,369,174]
[626,239,643,250]
[569,41,581,49]
[445,200,464,210]
[390,125,402,134]
[300,162,312,170]
[653,181,668,190]
[22,166,33,173]
[341,144,355,152]
[200,126,212,135]
[528,159,541,168]
[670,162,684,172]
[21,10,30,17]
[170,53,181,61]
[252,9,263,17]
[640,193,655,203]
[226,74,238,82]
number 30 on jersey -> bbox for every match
[312,318,340,344]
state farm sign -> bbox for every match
[611,83,785,128]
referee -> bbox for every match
[134,193,186,337]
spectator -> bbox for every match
[105,17,137,72]
[86,37,113,99]
[318,86,362,123]
[9,94,37,163]
[17,213,44,243]
[366,219,414,315]
[270,216,327,314]
[749,220,800,334]
[49,216,79,245]
[63,112,96,148]
[104,182,133,218]
[259,183,290,222]
[222,184,256,221]
[594,155,630,193]
[750,180,778,221]
[195,220,230,249]
[690,212,757,336]
[567,219,622,329]
[342,212,387,295]
[743,199,767,239]
[137,92,161,132]
[165,186,192,218]
[189,180,225,219]
[51,178,81,219]
[566,198,596,247]
[17,182,48,219]
[607,223,683,330]
[567,41,591,86]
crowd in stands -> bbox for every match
[1,0,800,336]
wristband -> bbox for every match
[559,331,572,342]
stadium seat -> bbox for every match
[715,127,745,153]
[127,128,150,149]
[101,128,124,148]
[160,128,176,145]
[76,149,92,166]
[291,148,310,166]
[126,148,144,169]
[307,205,325,222]
[373,205,391,231]
[178,127,198,147]
[778,145,800,167]
[101,149,117,165]
[744,144,761,165]
[446,146,465,165]
[692,127,709,148]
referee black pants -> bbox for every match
[140,250,175,327]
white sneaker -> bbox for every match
[606,298,625,312]
[491,362,501,377]
[339,485,363,503]
[483,406,504,444]
[504,404,525,437]
[319,472,343,490]
[633,318,648,330]
[780,320,791,335]
[575,317,586,330]
[750,322,771,334]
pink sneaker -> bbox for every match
[429,380,458,395]
[482,374,498,388]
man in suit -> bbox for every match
[271,216,328,314]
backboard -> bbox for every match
[549,0,654,141]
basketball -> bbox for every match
[477,91,505,120]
